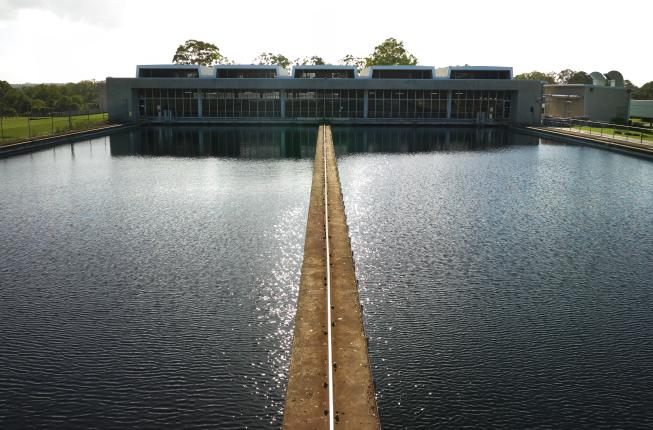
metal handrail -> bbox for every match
[542,116,652,144]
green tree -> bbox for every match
[633,81,653,100]
[298,56,325,65]
[514,71,556,83]
[172,39,227,66]
[55,96,80,113]
[71,95,85,110]
[13,92,32,115]
[31,99,47,115]
[0,80,20,114]
[1,80,106,115]
[624,80,638,92]
[555,69,593,85]
[340,54,366,71]
[255,52,292,68]
[365,37,418,66]
[568,71,593,84]
[556,69,576,84]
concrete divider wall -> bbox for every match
[283,125,380,429]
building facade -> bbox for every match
[107,65,543,125]
[543,71,631,122]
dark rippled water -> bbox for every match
[335,127,653,429]
[0,126,316,429]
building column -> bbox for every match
[363,90,369,118]
[197,90,203,118]
[446,90,452,119]
[198,129,205,154]
[280,128,286,157]
[280,90,286,118]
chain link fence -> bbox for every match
[0,111,109,145]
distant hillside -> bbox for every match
[1,80,106,115]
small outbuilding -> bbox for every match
[543,71,630,122]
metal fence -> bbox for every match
[542,116,653,145]
[0,112,109,144]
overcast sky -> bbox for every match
[0,0,650,85]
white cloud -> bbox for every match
[0,0,126,26]
[0,0,651,85]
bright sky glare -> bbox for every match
[0,0,650,85]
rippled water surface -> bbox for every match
[0,126,316,429]
[335,127,653,429]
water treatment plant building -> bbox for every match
[106,64,543,125]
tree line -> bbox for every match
[0,80,106,117]
[514,70,653,100]
[172,37,417,71]
[173,38,653,101]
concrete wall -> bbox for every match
[106,77,543,125]
[107,78,137,123]
[586,86,630,122]
[630,100,653,119]
[512,81,543,124]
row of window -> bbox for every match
[203,99,281,118]
[137,89,512,120]
[138,89,280,100]
[286,90,364,118]
[450,90,512,120]
[368,90,448,119]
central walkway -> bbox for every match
[283,125,380,429]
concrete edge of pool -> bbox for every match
[0,123,139,158]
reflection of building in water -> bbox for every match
[109,126,317,159]
[107,64,542,125]
[332,127,537,154]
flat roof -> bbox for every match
[360,66,436,78]
[133,64,520,80]
[436,66,513,79]
[213,64,279,69]
[137,64,201,69]
[292,65,358,78]
[293,65,356,70]
[446,66,512,71]
[213,64,289,77]
[136,64,214,78]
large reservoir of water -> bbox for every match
[0,127,316,429]
[334,127,653,429]
[1,126,652,429]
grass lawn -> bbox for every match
[630,118,653,127]
[572,125,653,142]
[0,113,108,145]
